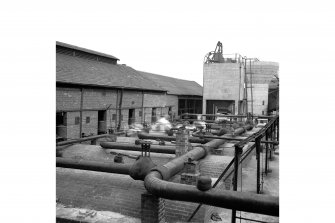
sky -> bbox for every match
[1,0,335,222]
[53,1,295,86]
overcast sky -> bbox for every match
[54,0,307,86]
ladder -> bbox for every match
[243,58,258,117]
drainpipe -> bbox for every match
[141,91,144,124]
[79,88,83,138]
[117,88,124,131]
[56,157,131,175]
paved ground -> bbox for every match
[206,151,279,223]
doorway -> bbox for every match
[151,108,157,123]
[98,110,107,134]
[128,109,135,125]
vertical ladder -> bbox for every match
[243,58,255,117]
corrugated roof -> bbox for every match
[139,71,203,96]
[56,53,164,91]
[56,41,120,61]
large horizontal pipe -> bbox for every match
[150,138,226,180]
[233,124,254,136]
[56,157,131,175]
[57,134,114,146]
[144,135,278,217]
[100,142,176,154]
[144,171,279,216]
[138,132,211,144]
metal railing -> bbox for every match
[188,115,279,223]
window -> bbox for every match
[262,111,264,115]
[262,100,265,105]
[86,117,90,123]
[75,117,80,125]
[139,110,142,117]
[102,91,106,96]
[112,114,117,120]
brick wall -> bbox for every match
[106,109,118,129]
[57,86,183,135]
[56,87,81,111]
[122,91,143,108]
[56,169,146,219]
[143,92,167,107]
[82,89,117,109]
[65,111,80,139]
[81,111,98,136]
[144,108,152,123]
[166,95,178,118]
[141,193,166,223]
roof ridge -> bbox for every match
[56,41,120,61]
[138,70,196,83]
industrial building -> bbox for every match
[56,42,202,140]
[202,42,279,117]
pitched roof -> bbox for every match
[56,53,164,91]
[56,41,120,61]
[139,71,203,96]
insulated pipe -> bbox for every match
[149,138,226,181]
[100,142,176,154]
[145,171,279,216]
[56,157,131,175]
[233,124,253,136]
[57,134,114,147]
[138,132,210,144]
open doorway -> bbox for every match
[128,109,135,125]
[98,110,107,134]
[151,108,157,123]
[56,112,67,140]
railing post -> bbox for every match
[256,136,261,194]
[276,117,279,143]
[269,125,273,160]
[231,145,242,223]
[265,129,269,175]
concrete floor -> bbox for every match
[206,151,279,223]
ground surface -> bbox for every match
[206,151,279,223]
[57,132,279,223]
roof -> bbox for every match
[56,41,120,61]
[139,71,203,96]
[56,53,164,91]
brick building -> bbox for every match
[56,42,202,140]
